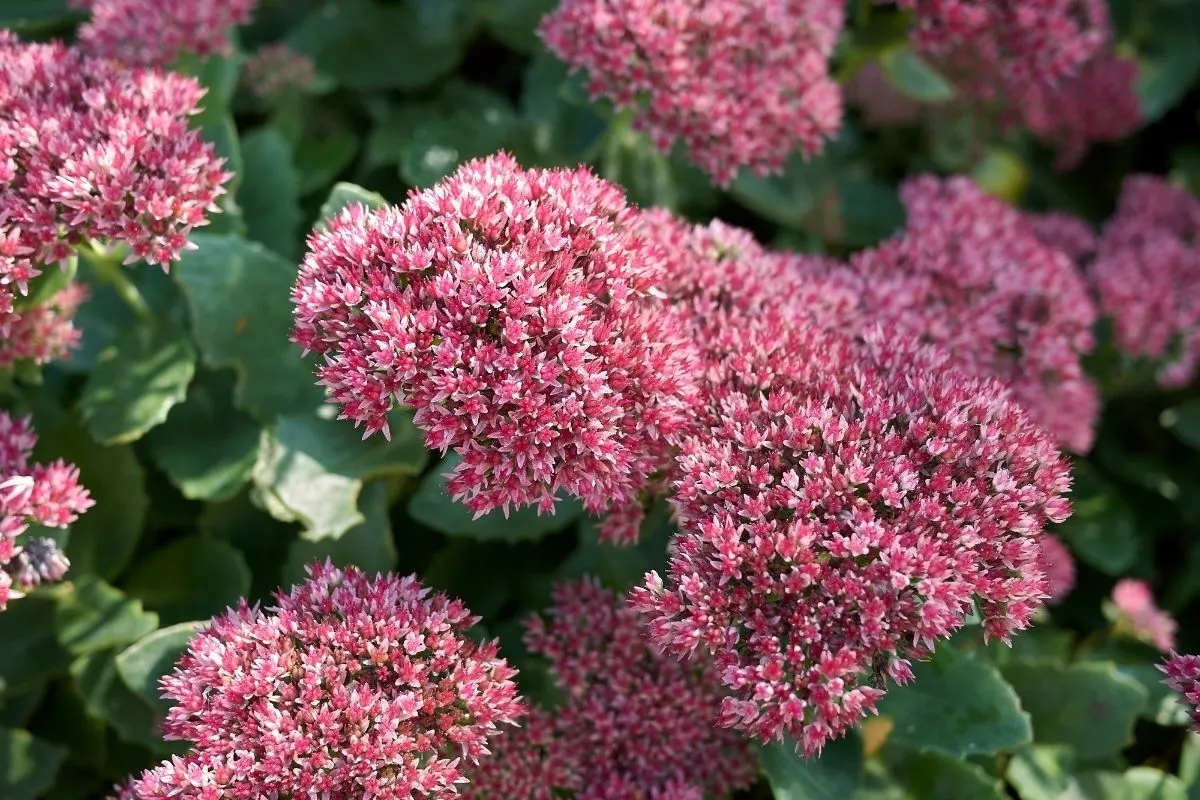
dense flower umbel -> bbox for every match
[1160,653,1200,733]
[471,579,756,799]
[1110,579,1177,653]
[632,321,1072,755]
[815,176,1100,453]
[0,32,230,300]
[292,154,699,537]
[71,0,257,67]
[459,708,578,800]
[1090,175,1200,387]
[243,43,318,99]
[538,0,845,185]
[112,562,523,800]
[0,284,87,366]
[1029,211,1098,265]
[0,412,92,609]
[1037,533,1075,604]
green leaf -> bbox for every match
[397,83,519,187]
[519,51,608,167]
[239,128,303,260]
[1052,462,1138,575]
[877,647,1031,757]
[1165,399,1200,451]
[1070,768,1189,800]
[0,0,81,32]
[597,119,679,210]
[408,453,583,541]
[70,651,181,754]
[317,182,389,226]
[730,150,832,229]
[197,491,297,600]
[1001,661,1148,758]
[253,409,427,540]
[281,481,398,585]
[296,135,360,196]
[1136,4,1200,123]
[34,421,148,581]
[77,318,197,445]
[0,728,67,800]
[121,536,251,626]
[1006,745,1075,800]
[1076,638,1193,726]
[474,0,555,53]
[0,594,70,692]
[287,0,474,90]
[887,750,1006,800]
[145,370,262,501]
[116,622,205,717]
[54,577,159,656]
[173,233,326,421]
[879,46,956,102]
[759,731,863,799]
[556,504,673,591]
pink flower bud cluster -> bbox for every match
[70,0,257,68]
[0,32,231,291]
[465,579,757,799]
[0,412,92,609]
[538,0,845,185]
[292,154,700,540]
[1037,532,1075,604]
[243,43,318,99]
[1089,175,1200,388]
[1160,653,1200,733]
[0,283,87,367]
[1029,211,1098,264]
[1110,578,1177,653]
[805,176,1100,453]
[112,562,523,800]
[632,318,1072,755]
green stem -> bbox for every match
[77,241,152,321]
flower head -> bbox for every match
[1029,211,1097,265]
[72,0,257,67]
[292,154,699,533]
[0,31,231,302]
[459,708,578,800]
[243,43,318,99]
[539,0,845,184]
[1160,652,1200,733]
[113,562,523,799]
[1110,578,1176,652]
[0,283,87,366]
[632,321,1072,756]
[1037,532,1075,604]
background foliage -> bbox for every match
[2,0,1200,798]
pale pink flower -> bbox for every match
[1160,652,1200,732]
[72,0,257,68]
[1037,533,1075,604]
[112,562,524,799]
[1110,578,1177,652]
[243,43,318,99]
[0,284,87,366]
[292,154,699,539]
[539,0,845,185]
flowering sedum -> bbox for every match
[71,0,257,67]
[0,412,92,609]
[1110,578,1177,653]
[243,43,319,99]
[0,284,87,367]
[111,562,523,799]
[292,154,699,540]
[1160,653,1200,733]
[1037,533,1076,605]
[538,0,845,185]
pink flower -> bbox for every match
[0,283,87,366]
[292,154,699,538]
[1160,652,1200,733]
[538,0,845,185]
[243,43,318,99]
[0,31,231,305]
[799,176,1100,453]
[845,60,922,129]
[1037,533,1075,604]
[632,319,1071,756]
[464,579,756,799]
[1089,175,1200,388]
[72,0,257,68]
[1110,578,1177,653]
[112,562,524,800]
[459,708,578,800]
[0,412,92,609]
[1029,211,1097,265]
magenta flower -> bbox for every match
[1089,175,1200,388]
[112,562,524,800]
[538,0,845,185]
[460,708,578,800]
[632,319,1071,756]
[1037,533,1075,605]
[0,284,87,367]
[0,31,231,302]
[464,579,756,799]
[292,154,699,539]
[809,176,1100,453]
[71,0,257,68]
[1029,211,1098,265]
[243,43,318,99]
[1160,652,1200,733]
[0,412,93,609]
[1110,578,1177,653]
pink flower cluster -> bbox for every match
[538,0,845,185]
[112,562,523,800]
[1160,653,1200,733]
[632,318,1071,754]
[0,31,231,291]
[0,412,92,609]
[243,44,318,99]
[1089,175,1200,387]
[464,579,756,799]
[71,0,257,68]
[1037,532,1075,604]
[800,176,1099,453]
[0,283,87,367]
[292,154,699,541]
[1110,579,1177,653]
